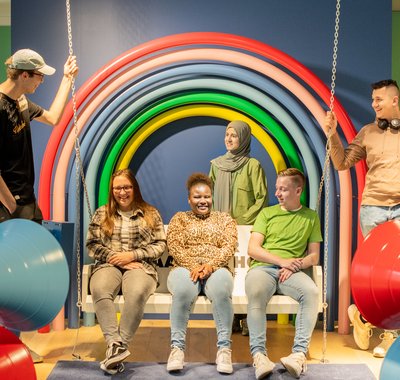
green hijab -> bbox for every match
[211,120,251,213]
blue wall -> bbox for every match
[12,0,392,222]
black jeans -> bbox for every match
[0,201,43,224]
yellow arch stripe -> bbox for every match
[117,104,286,172]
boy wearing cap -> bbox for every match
[0,49,78,362]
[0,49,78,222]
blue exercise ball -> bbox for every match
[0,219,69,331]
[380,336,400,380]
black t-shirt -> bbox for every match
[0,93,43,204]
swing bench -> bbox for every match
[67,0,341,362]
[81,225,323,316]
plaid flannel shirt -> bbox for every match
[86,205,166,280]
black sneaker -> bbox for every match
[102,342,130,371]
[232,315,241,333]
[100,361,125,374]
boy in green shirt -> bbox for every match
[245,168,322,379]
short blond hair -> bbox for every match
[277,168,305,189]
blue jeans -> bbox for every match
[245,266,319,356]
[360,204,400,236]
[167,267,233,350]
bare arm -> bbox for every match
[248,232,302,271]
[0,175,17,213]
[35,56,78,126]
[300,242,320,269]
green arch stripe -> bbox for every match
[98,92,305,204]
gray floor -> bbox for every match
[48,361,376,380]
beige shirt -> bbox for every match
[330,122,400,206]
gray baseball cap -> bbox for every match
[8,49,56,75]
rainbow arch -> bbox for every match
[38,32,366,330]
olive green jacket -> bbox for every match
[209,158,268,225]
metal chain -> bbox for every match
[66,0,93,360]
[317,0,341,364]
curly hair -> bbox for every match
[186,172,213,194]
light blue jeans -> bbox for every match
[245,266,319,356]
[360,204,400,236]
[167,267,234,350]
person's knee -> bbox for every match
[247,288,265,303]
[208,283,232,301]
[206,272,233,298]
[124,288,151,305]
[90,277,119,302]
[168,278,195,298]
[302,283,319,303]
[310,285,319,300]
[246,273,271,300]
[171,285,198,305]
[91,288,115,303]
[123,274,156,301]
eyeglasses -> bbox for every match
[112,185,133,192]
[32,72,44,81]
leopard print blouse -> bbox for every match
[166,211,237,272]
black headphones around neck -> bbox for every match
[377,118,400,130]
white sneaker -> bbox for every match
[216,347,233,374]
[348,304,373,350]
[28,347,43,363]
[280,352,307,378]
[373,331,398,358]
[253,352,275,379]
[167,346,184,372]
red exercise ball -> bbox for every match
[0,326,36,380]
[351,220,400,330]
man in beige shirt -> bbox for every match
[324,79,400,358]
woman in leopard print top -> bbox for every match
[166,173,237,375]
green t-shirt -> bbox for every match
[250,204,322,269]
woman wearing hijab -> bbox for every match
[209,120,268,225]
[209,120,268,335]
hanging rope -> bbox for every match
[316,0,341,364]
[66,0,93,360]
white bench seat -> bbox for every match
[82,225,323,316]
